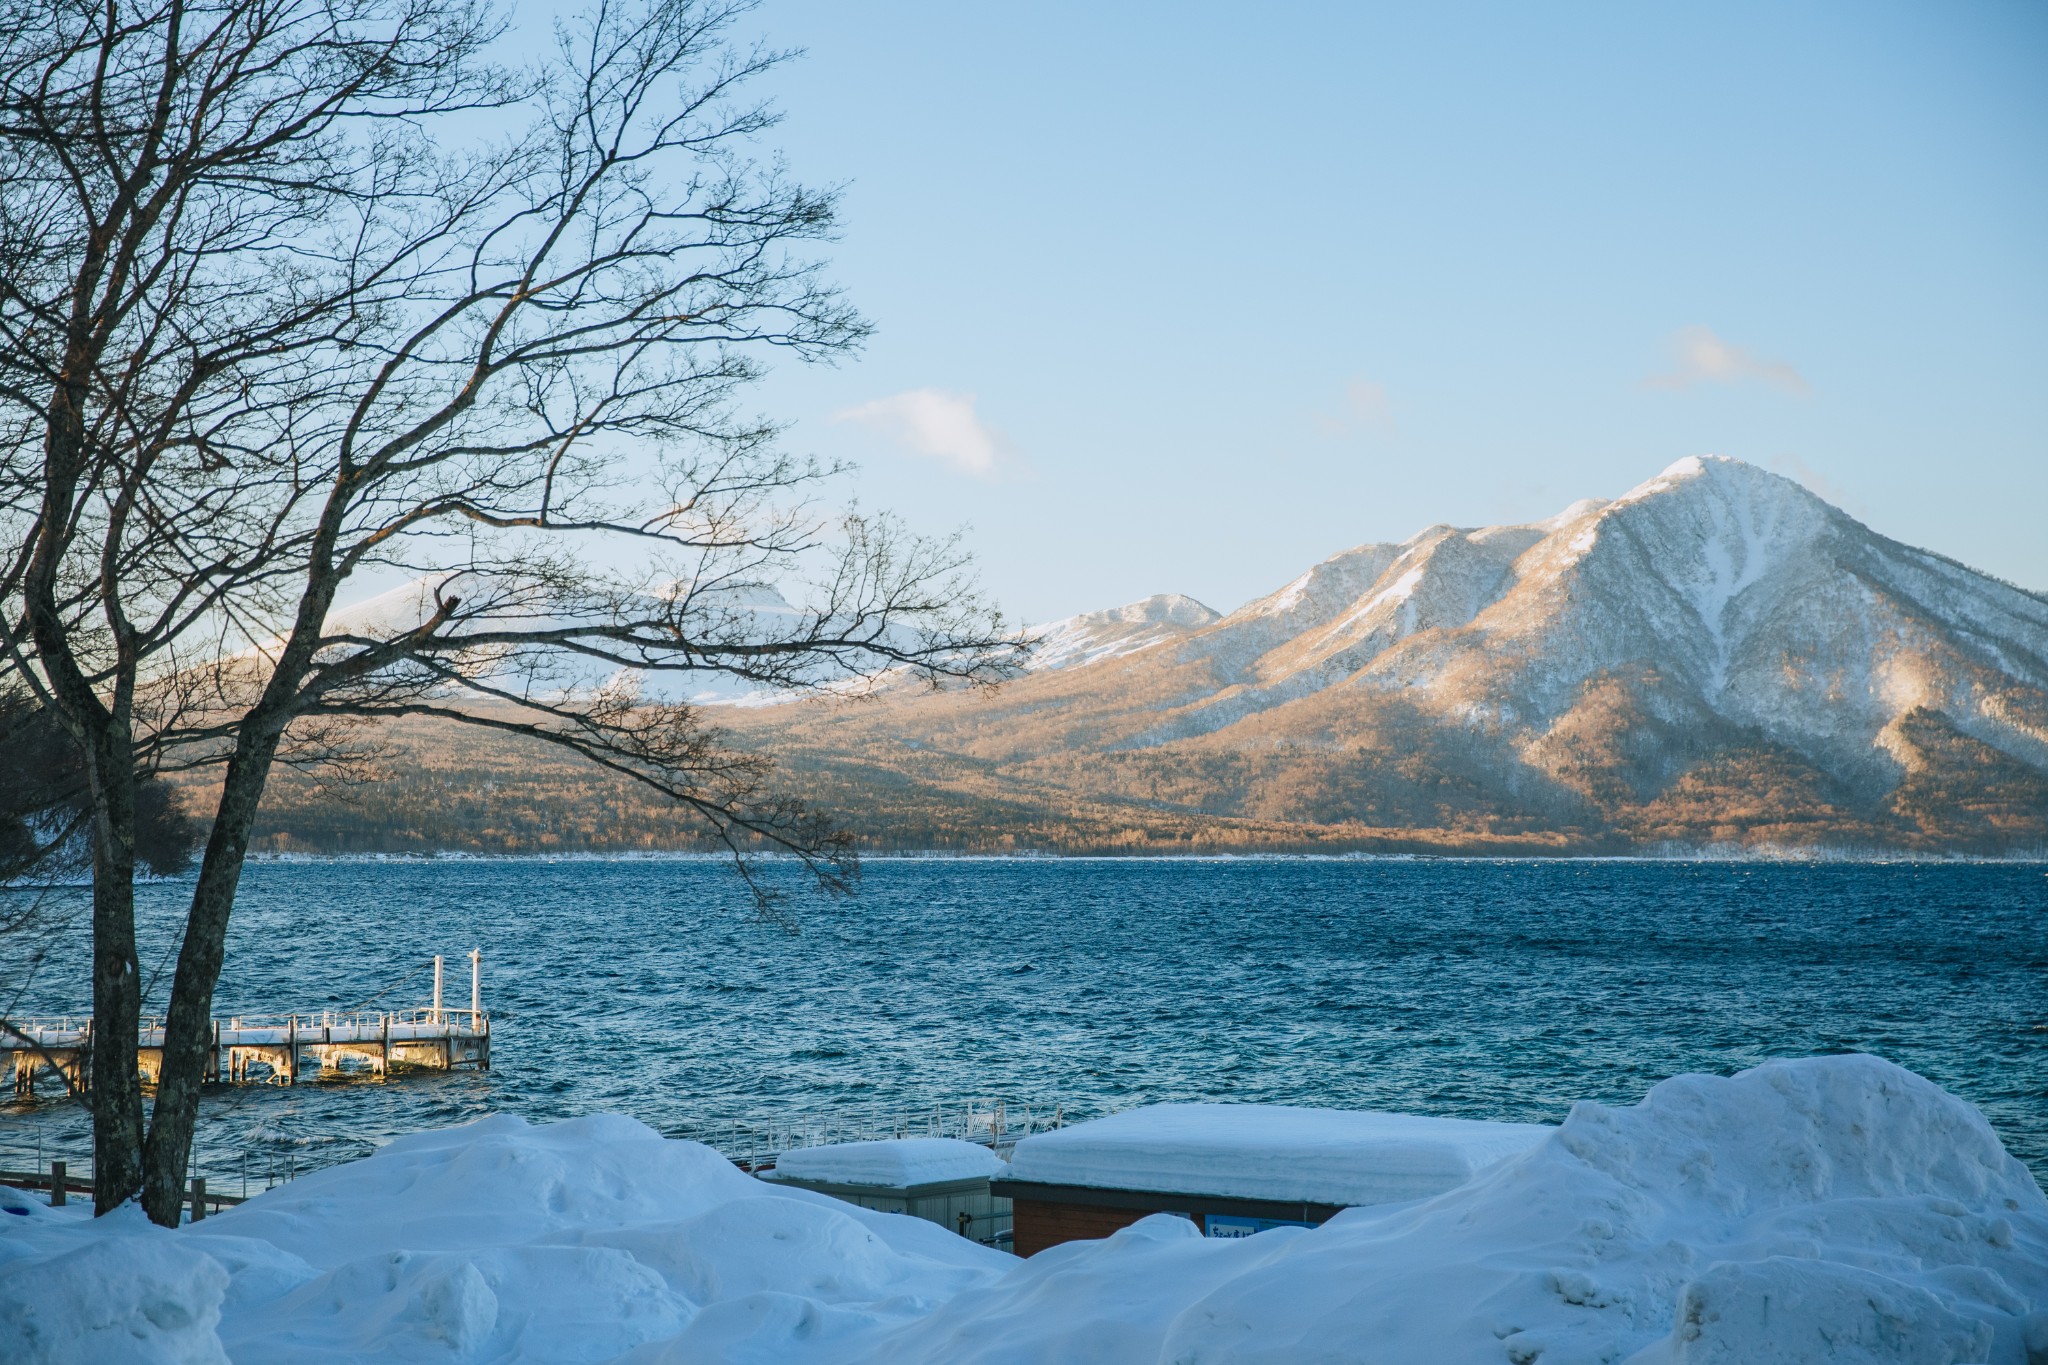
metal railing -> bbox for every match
[4,1009,487,1048]
[0,1122,376,1213]
[192,1008,488,1032]
[689,1096,1071,1171]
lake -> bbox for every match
[4,857,2044,1191]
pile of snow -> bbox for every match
[2,1056,2044,1364]
[769,1138,1006,1188]
[1006,1103,1549,1205]
[875,1056,2048,1365]
[0,1213,227,1365]
[0,1114,1003,1364]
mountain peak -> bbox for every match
[1009,457,2047,809]
[1026,594,1221,671]
[1531,497,1609,531]
[722,457,2048,853]
[1615,454,1821,514]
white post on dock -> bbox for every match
[432,955,444,1023]
[469,948,481,1022]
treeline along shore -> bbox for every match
[196,706,2048,859]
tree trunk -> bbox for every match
[140,730,282,1226]
[86,731,144,1215]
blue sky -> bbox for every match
[729,1,2047,622]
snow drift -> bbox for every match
[2,1055,2043,1364]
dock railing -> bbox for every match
[2,950,491,1095]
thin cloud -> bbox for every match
[1314,377,1396,436]
[832,388,1007,477]
[1645,326,1809,395]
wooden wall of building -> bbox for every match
[1009,1197,1193,1257]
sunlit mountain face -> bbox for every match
[239,458,2048,855]
[710,457,2048,855]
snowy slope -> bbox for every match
[2,1056,2044,1363]
[1023,594,1221,672]
[1068,457,2048,794]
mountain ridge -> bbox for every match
[1003,456,2048,773]
[236,457,2048,855]
[705,456,2047,854]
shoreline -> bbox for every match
[234,846,2048,866]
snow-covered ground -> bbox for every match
[3,1055,2045,1364]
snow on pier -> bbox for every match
[2,951,489,1095]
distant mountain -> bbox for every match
[1019,457,2048,777]
[238,457,2048,855]
[713,457,2048,854]
[1024,595,1222,672]
[319,575,872,707]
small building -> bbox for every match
[759,1137,1014,1248]
[991,1103,1551,1256]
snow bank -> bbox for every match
[769,1137,1006,1187]
[1,1055,2043,1364]
[0,1204,227,1365]
[866,1055,2048,1364]
[0,1114,1006,1365]
[1006,1102,1549,1204]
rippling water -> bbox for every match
[4,857,2044,1190]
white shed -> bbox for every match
[759,1137,1014,1247]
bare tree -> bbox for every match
[0,0,1022,1224]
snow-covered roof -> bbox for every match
[769,1137,1006,1188]
[1006,1103,1550,1206]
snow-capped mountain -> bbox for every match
[1070,456,2048,786]
[317,576,921,707]
[737,456,2048,852]
[262,457,2046,854]
[1024,595,1221,672]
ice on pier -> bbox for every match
[1006,1103,1549,1205]
[770,1137,1006,1187]
[2,1054,2044,1364]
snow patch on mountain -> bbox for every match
[1534,496,1609,531]
[1025,594,1221,671]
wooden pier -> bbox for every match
[3,951,489,1096]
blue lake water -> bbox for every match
[4,857,2045,1190]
